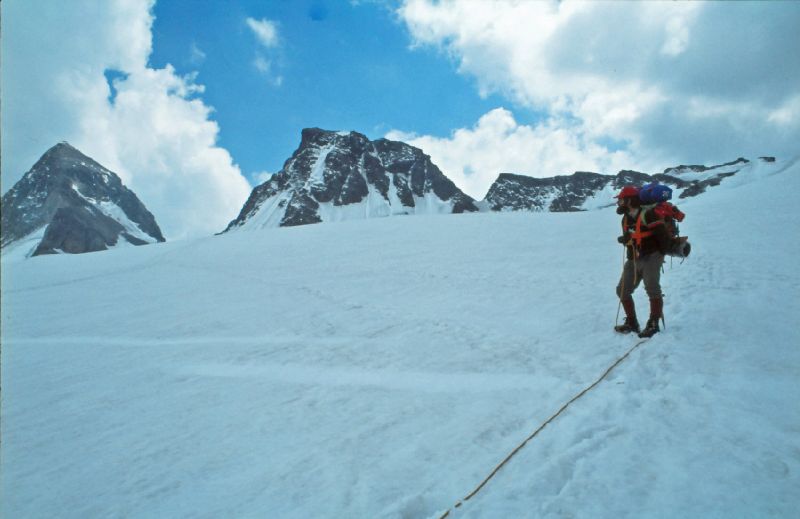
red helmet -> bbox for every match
[614,185,640,199]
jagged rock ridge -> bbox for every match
[223,128,477,231]
[227,128,767,231]
[484,157,759,212]
[1,142,165,256]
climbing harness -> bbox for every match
[630,212,654,248]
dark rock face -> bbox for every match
[34,206,131,255]
[283,192,322,227]
[484,170,652,212]
[674,172,737,198]
[657,158,748,200]
[483,158,753,212]
[485,171,613,212]
[223,128,478,231]
[662,157,748,176]
[1,142,165,256]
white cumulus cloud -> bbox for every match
[395,0,800,192]
[1,0,252,239]
[388,108,635,200]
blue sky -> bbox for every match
[148,0,507,184]
[3,1,799,238]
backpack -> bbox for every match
[652,198,692,258]
[641,187,691,258]
[653,201,684,238]
[639,181,673,204]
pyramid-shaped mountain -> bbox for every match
[1,142,165,257]
[223,128,478,231]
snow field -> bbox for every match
[2,158,799,518]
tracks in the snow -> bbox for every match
[437,337,651,519]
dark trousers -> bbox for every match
[616,252,664,301]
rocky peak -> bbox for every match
[300,128,369,149]
[223,128,477,231]
[1,143,165,256]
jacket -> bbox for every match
[621,206,671,259]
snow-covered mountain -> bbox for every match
[2,156,798,518]
[223,128,478,231]
[225,127,772,233]
[484,157,766,212]
[1,142,165,257]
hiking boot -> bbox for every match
[615,317,640,334]
[638,317,660,338]
[638,297,663,338]
[615,298,639,334]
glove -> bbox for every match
[617,233,630,244]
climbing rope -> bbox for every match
[437,337,651,519]
[615,243,627,326]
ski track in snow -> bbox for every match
[2,159,799,518]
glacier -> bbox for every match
[2,156,798,518]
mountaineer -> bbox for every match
[613,185,671,338]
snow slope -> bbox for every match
[2,158,799,518]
